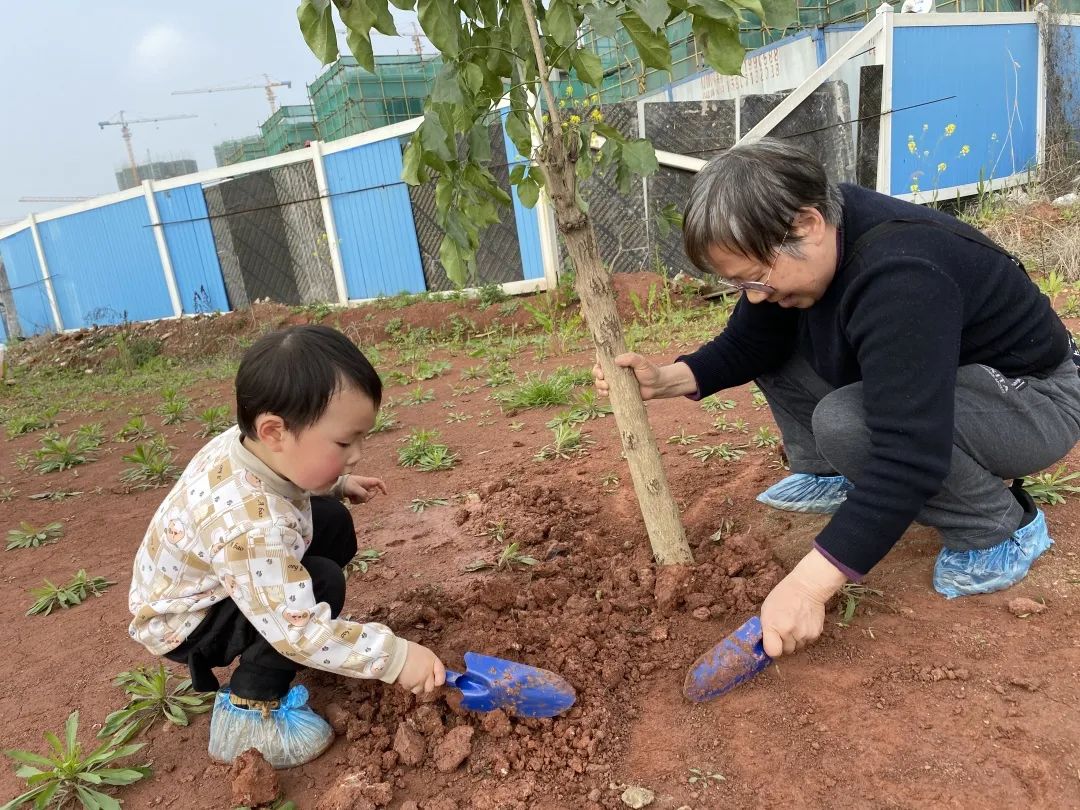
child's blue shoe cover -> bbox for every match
[756,473,853,514]
[208,685,333,769]
[933,510,1054,599]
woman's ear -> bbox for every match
[254,413,287,452]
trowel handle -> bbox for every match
[734,615,771,668]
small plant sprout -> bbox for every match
[398,429,458,472]
[667,428,700,446]
[345,549,384,576]
[385,369,412,386]
[464,542,538,573]
[837,583,886,627]
[409,497,450,513]
[1,710,151,810]
[368,408,398,434]
[508,421,525,432]
[6,405,60,437]
[196,405,232,438]
[535,423,593,461]
[0,487,17,502]
[495,371,573,413]
[688,767,726,788]
[34,433,96,474]
[483,519,510,543]
[1037,269,1067,300]
[567,389,612,422]
[1023,466,1080,505]
[6,521,64,551]
[600,472,620,492]
[99,664,213,743]
[749,385,769,409]
[753,426,782,449]
[403,385,436,406]
[446,412,472,423]
[412,359,452,380]
[120,443,179,490]
[74,423,105,449]
[714,415,750,434]
[689,443,747,463]
[484,361,515,388]
[26,570,115,616]
[28,489,83,501]
[700,397,737,413]
[115,415,155,442]
[158,392,191,425]
[461,365,483,380]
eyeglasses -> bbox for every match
[713,226,790,295]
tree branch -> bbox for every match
[519,0,562,131]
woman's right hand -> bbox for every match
[592,353,667,401]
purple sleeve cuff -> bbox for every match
[814,542,864,583]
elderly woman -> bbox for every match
[594,138,1080,659]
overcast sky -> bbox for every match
[0,1,425,224]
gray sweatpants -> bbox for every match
[756,353,1080,551]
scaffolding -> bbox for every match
[309,54,440,143]
[214,136,268,167]
[259,105,319,155]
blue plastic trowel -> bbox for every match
[445,652,576,718]
[683,616,772,702]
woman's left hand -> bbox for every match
[760,548,848,657]
[341,475,388,504]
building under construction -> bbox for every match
[309,54,440,143]
[115,158,198,191]
[214,136,268,167]
[259,105,319,155]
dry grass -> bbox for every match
[975,196,1080,280]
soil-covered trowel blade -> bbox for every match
[683,616,772,702]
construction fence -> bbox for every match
[1,10,1077,342]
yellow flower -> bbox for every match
[907,140,916,154]
[960,144,970,156]
[922,123,929,132]
[937,162,947,172]
[991,132,998,141]
[568,114,582,125]
[944,123,956,136]
[558,99,565,108]
[565,85,574,98]
[590,108,603,122]
[910,183,920,193]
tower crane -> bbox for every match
[172,75,291,117]
[97,111,198,186]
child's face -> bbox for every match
[277,384,378,492]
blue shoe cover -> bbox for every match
[756,473,853,514]
[208,685,333,769]
[933,510,1054,599]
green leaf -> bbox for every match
[418,0,460,57]
[420,113,454,161]
[75,784,122,810]
[401,142,426,185]
[95,767,152,786]
[0,786,49,810]
[468,122,492,163]
[583,2,618,36]
[729,0,766,21]
[64,711,78,755]
[439,236,467,287]
[505,93,532,156]
[463,62,485,95]
[571,48,603,88]
[630,0,670,30]
[297,0,339,65]
[760,0,798,28]
[365,0,399,35]
[545,0,578,47]
[620,139,659,176]
[620,11,672,72]
[3,749,56,768]
[517,176,540,208]
[345,26,375,72]
[692,15,744,76]
[389,0,415,8]
[431,66,465,105]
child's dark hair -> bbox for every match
[235,325,381,439]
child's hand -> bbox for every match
[342,475,388,504]
[395,641,446,694]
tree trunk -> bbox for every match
[542,155,693,565]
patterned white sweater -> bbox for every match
[127,426,406,683]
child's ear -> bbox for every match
[254,413,288,451]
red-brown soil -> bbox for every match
[2,275,1079,809]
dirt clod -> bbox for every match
[1007,597,1047,617]
[393,722,427,767]
[324,702,351,736]
[434,725,475,773]
[229,749,279,808]
[620,785,655,808]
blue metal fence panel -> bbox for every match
[0,228,55,336]
[501,111,545,282]
[0,308,6,342]
[891,23,1039,196]
[38,197,174,329]
[324,139,427,299]
[154,184,229,314]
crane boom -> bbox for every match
[172,75,291,116]
[96,111,198,186]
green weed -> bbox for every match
[100,664,213,743]
[6,521,64,551]
[26,570,115,616]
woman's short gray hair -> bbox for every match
[683,138,843,273]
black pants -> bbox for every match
[166,496,357,701]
